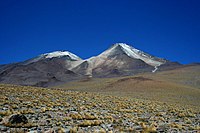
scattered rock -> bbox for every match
[0,84,199,132]
[8,114,28,124]
[0,126,8,132]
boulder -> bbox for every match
[8,114,28,124]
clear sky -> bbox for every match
[0,0,200,64]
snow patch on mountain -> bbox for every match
[43,51,81,60]
[152,66,159,73]
[24,51,82,65]
[119,43,166,72]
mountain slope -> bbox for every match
[57,65,200,107]
[145,63,200,89]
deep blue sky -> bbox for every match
[0,0,200,64]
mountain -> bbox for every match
[72,43,179,77]
[0,51,84,87]
[0,43,181,87]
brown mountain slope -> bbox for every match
[148,64,200,89]
[57,65,200,107]
[0,58,83,87]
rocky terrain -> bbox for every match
[0,84,199,133]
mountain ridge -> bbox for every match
[0,43,182,87]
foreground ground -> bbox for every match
[0,84,199,133]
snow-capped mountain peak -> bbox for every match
[115,43,141,57]
[24,51,82,65]
[42,51,82,60]
[98,43,166,72]
[99,43,140,57]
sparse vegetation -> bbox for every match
[58,74,200,108]
[0,84,199,132]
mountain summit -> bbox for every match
[24,51,82,65]
[0,43,180,87]
[98,43,166,71]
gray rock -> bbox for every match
[0,126,8,132]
